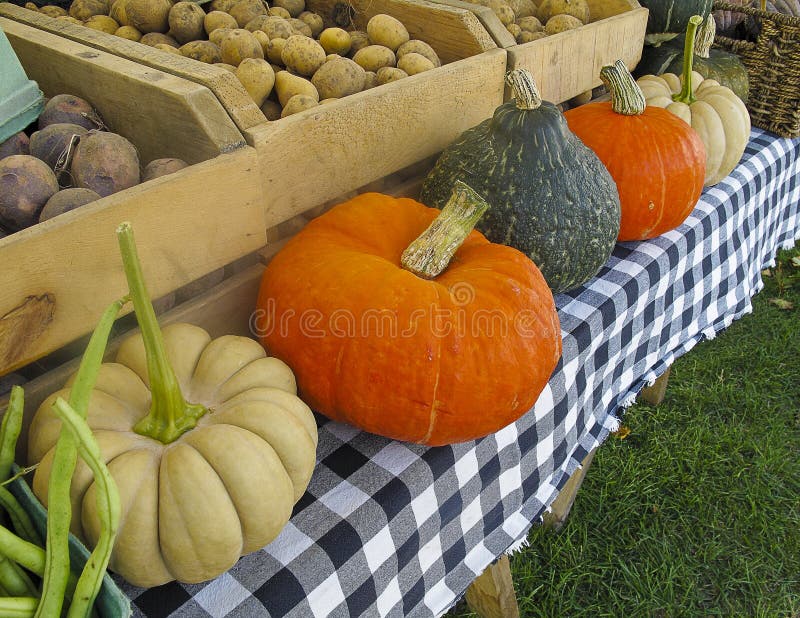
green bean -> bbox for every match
[35,297,127,618]
[0,525,45,576]
[0,553,37,597]
[0,386,24,483]
[0,487,41,547]
[52,398,120,618]
[0,596,38,617]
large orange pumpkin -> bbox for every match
[565,59,706,241]
[255,182,562,445]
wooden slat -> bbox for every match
[427,0,516,48]
[541,449,597,530]
[0,147,266,376]
[248,49,507,229]
[639,366,671,406]
[0,2,265,133]
[465,555,520,618]
[0,17,245,165]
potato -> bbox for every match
[298,11,323,37]
[266,38,287,64]
[214,62,238,72]
[169,2,206,43]
[318,27,351,55]
[396,52,434,75]
[209,0,236,12]
[311,57,365,99]
[516,15,543,32]
[0,156,60,231]
[220,28,264,65]
[85,14,120,34]
[366,14,409,51]
[260,99,282,120]
[256,16,293,39]
[348,30,370,55]
[209,27,233,45]
[285,17,309,36]
[352,45,395,72]
[363,71,378,89]
[487,0,515,26]
[126,0,172,33]
[271,0,302,17]
[39,188,101,222]
[280,94,318,117]
[140,31,179,46]
[268,6,291,18]
[58,15,83,24]
[507,0,536,18]
[109,0,130,25]
[38,94,103,131]
[115,25,143,40]
[0,132,30,160]
[274,70,318,106]
[205,10,238,34]
[30,123,89,170]
[517,30,547,42]
[24,2,38,11]
[229,0,267,28]
[155,43,183,54]
[180,40,223,63]
[236,58,275,105]
[542,0,589,23]
[396,39,440,67]
[506,23,522,38]
[40,5,68,17]
[376,66,407,85]
[142,158,189,181]
[281,34,325,76]
[71,131,140,197]
[68,0,108,21]
[252,30,270,54]
[545,13,583,34]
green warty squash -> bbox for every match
[639,0,714,43]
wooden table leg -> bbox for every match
[639,366,671,406]
[465,554,520,618]
[541,449,596,531]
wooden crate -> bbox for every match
[430,0,648,104]
[0,0,508,227]
[0,19,267,376]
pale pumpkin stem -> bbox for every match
[761,0,766,11]
[694,14,715,60]
[672,15,703,105]
[401,181,489,279]
[505,69,543,110]
[600,59,646,115]
[116,222,207,444]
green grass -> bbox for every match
[449,242,800,618]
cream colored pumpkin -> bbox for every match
[28,323,318,588]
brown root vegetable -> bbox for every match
[38,94,104,131]
[109,0,130,25]
[311,57,366,99]
[366,14,409,51]
[126,0,173,33]
[220,28,264,65]
[140,31,180,46]
[352,45,396,72]
[273,0,304,17]
[169,1,206,43]
[29,123,89,171]
[281,34,325,76]
[0,132,30,160]
[39,187,101,221]
[115,25,142,40]
[0,155,60,231]
[71,132,140,197]
[274,70,318,106]
[260,99,282,120]
[298,11,323,36]
[280,93,318,117]
[396,39,441,67]
[319,27,351,56]
[236,58,276,105]
[40,5,68,17]
[85,14,120,33]
[205,10,237,34]
[142,157,189,181]
[229,0,268,28]
[180,40,223,63]
[69,0,109,20]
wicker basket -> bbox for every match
[713,1,800,138]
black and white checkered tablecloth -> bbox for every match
[119,128,800,617]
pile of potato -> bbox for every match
[23,0,443,119]
[473,0,592,43]
[0,94,187,235]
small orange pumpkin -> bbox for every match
[255,182,562,445]
[565,60,706,241]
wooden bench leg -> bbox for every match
[541,449,596,531]
[465,554,519,618]
[639,366,671,406]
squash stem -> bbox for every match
[600,59,646,115]
[401,181,488,279]
[694,14,715,60]
[116,223,207,444]
[672,15,703,105]
[506,69,542,110]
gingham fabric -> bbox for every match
[118,128,800,617]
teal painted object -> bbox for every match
[0,24,44,143]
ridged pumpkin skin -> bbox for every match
[28,324,318,588]
[256,193,562,446]
[565,102,706,241]
[419,79,621,294]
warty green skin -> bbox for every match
[420,99,621,295]
[639,0,713,39]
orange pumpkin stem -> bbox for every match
[401,181,489,279]
[116,222,207,444]
[672,15,704,106]
[600,59,646,116]
[505,68,543,111]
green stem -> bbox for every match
[36,297,126,618]
[116,223,207,444]
[52,398,119,618]
[672,15,704,105]
[0,597,38,617]
[401,181,489,279]
[505,68,543,110]
[0,386,24,483]
[600,59,646,116]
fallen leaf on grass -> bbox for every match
[613,426,631,440]
[791,256,800,268]
[762,268,773,277]
[768,298,794,310]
